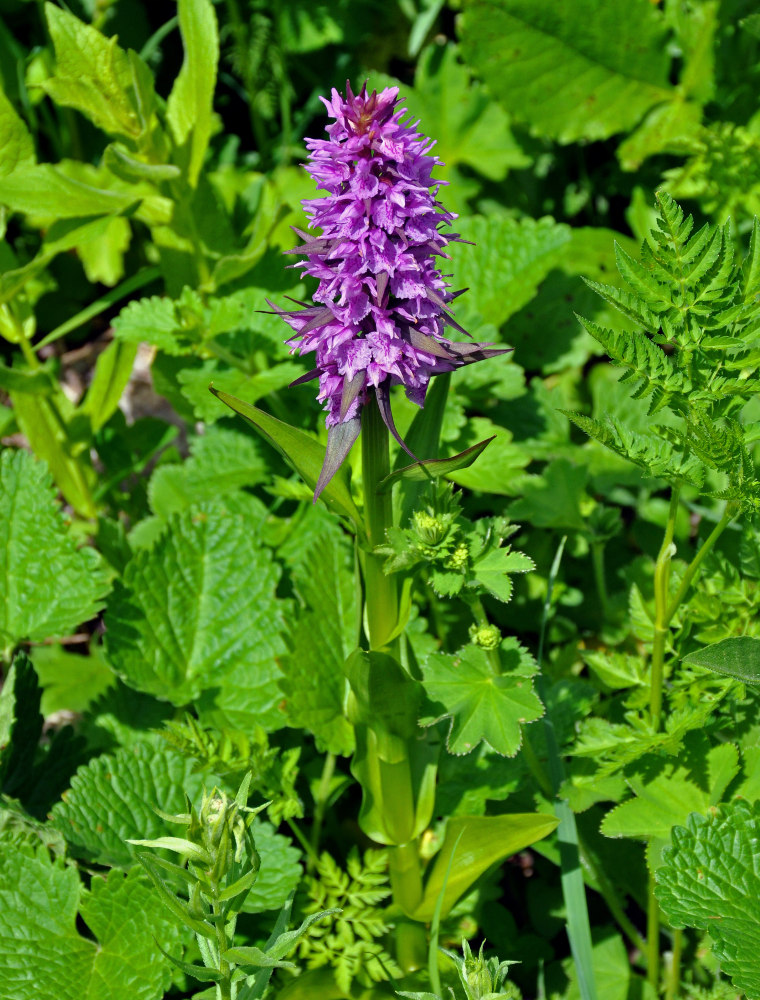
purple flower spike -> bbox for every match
[277,81,508,500]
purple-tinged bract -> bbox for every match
[274,82,506,498]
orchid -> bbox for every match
[274,81,506,497]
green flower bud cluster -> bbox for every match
[469,623,502,650]
[449,940,522,1000]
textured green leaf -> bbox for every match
[279,529,358,756]
[656,800,760,1000]
[449,214,571,329]
[0,844,181,1000]
[420,640,543,756]
[42,4,152,139]
[683,636,760,686]
[148,427,269,518]
[413,812,558,921]
[51,740,206,866]
[0,87,34,178]
[112,294,189,355]
[445,418,530,495]
[601,740,740,870]
[0,449,109,654]
[472,547,535,603]
[460,0,672,143]
[166,0,219,186]
[105,495,287,727]
[179,359,303,422]
[30,645,115,716]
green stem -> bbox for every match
[646,876,660,995]
[665,506,735,623]
[361,397,398,650]
[591,542,611,621]
[665,929,683,1000]
[308,752,336,872]
[580,841,646,955]
[212,895,232,1000]
[650,487,681,731]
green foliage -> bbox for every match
[104,494,288,726]
[656,800,760,1000]
[0,842,182,1000]
[295,848,402,993]
[0,449,110,657]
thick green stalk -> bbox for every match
[361,398,425,971]
[362,398,399,650]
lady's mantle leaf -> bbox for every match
[656,800,760,1000]
[420,640,543,756]
[0,449,110,653]
[105,494,287,728]
[0,842,181,1000]
[51,741,207,867]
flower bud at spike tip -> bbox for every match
[275,81,510,500]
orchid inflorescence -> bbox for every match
[273,81,506,497]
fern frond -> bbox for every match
[563,412,705,487]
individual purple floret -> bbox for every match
[273,81,506,498]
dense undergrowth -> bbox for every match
[1,2,760,999]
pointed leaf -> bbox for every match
[682,636,760,686]
[412,813,559,921]
[377,436,494,493]
[315,417,361,502]
[210,388,361,529]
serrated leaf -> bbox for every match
[412,812,558,921]
[508,457,587,531]
[656,800,760,1000]
[242,821,302,913]
[461,0,671,143]
[449,214,571,329]
[30,644,115,716]
[179,360,303,422]
[420,641,543,756]
[0,449,110,654]
[682,636,760,685]
[148,427,269,518]
[0,847,182,1000]
[51,741,206,866]
[166,0,219,187]
[105,495,287,726]
[279,529,358,756]
[472,547,535,603]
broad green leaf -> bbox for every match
[601,740,741,870]
[0,164,134,219]
[211,389,362,531]
[30,645,115,716]
[460,0,672,143]
[0,450,109,655]
[112,294,190,355]
[412,812,558,921]
[81,339,137,433]
[166,0,219,186]
[0,844,181,1000]
[279,529,358,756]
[179,359,303,422]
[508,458,588,531]
[377,436,494,493]
[42,4,153,139]
[78,215,132,286]
[0,87,34,177]
[148,427,269,518]
[472,547,535,603]
[0,653,42,792]
[682,636,760,686]
[448,214,571,329]
[51,740,206,866]
[105,495,287,726]
[420,641,543,756]
[656,800,760,1000]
